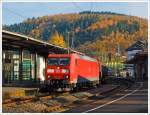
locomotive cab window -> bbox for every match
[47,58,70,66]
[75,59,78,66]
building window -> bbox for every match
[22,50,31,80]
[2,50,20,84]
[13,55,19,80]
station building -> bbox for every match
[2,30,80,87]
[125,40,148,81]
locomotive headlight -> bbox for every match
[62,69,69,73]
[48,76,53,79]
[64,76,69,79]
[47,69,54,73]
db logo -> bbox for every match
[56,69,60,73]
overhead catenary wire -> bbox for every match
[90,2,93,12]
[4,3,76,54]
[69,2,84,51]
[70,2,96,54]
[71,2,83,12]
[4,3,77,26]
[3,7,28,20]
[4,3,92,54]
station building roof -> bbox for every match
[125,50,148,64]
[126,40,147,51]
[2,30,83,55]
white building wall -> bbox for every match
[37,55,45,81]
[127,50,142,60]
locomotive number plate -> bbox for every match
[56,69,60,73]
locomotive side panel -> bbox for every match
[69,54,78,84]
[75,57,99,83]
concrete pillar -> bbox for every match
[30,52,32,80]
[34,52,37,83]
[19,49,23,83]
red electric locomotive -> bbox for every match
[45,53,101,91]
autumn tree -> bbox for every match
[3,11,147,54]
[30,29,41,39]
[48,31,66,48]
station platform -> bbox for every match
[2,87,38,100]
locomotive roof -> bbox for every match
[48,54,70,57]
[79,55,98,62]
[48,53,98,62]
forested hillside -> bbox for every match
[3,11,148,63]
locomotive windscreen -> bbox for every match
[47,58,70,66]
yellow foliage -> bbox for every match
[48,31,66,48]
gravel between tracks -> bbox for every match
[2,84,121,113]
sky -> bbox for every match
[2,2,148,25]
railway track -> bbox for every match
[2,83,100,106]
[3,91,69,105]
[61,78,135,112]
[3,78,134,113]
[3,91,70,113]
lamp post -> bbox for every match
[52,24,56,33]
[67,31,70,54]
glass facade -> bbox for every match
[3,51,12,84]
[2,49,46,86]
[13,51,20,80]
[2,50,20,84]
[22,50,31,80]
